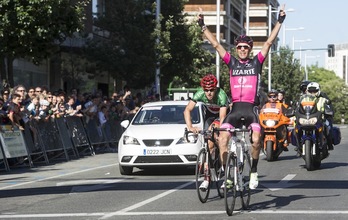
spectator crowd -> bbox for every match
[0,83,153,141]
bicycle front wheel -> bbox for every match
[240,152,251,209]
[224,151,237,216]
[195,148,210,203]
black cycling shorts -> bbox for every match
[223,102,259,129]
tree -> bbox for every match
[85,0,214,95]
[307,66,348,123]
[265,46,303,105]
[0,0,89,87]
[85,0,157,90]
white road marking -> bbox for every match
[263,174,301,191]
[99,181,195,219]
[0,163,118,190]
[1,210,348,218]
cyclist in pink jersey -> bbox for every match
[198,5,286,189]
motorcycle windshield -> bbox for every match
[299,94,317,114]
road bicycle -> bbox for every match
[184,128,224,203]
[214,118,251,216]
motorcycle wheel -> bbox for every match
[313,145,322,169]
[305,139,314,171]
[266,140,274,162]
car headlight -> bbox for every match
[264,120,277,127]
[123,135,140,145]
[177,134,198,144]
[298,117,317,125]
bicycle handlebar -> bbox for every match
[184,128,214,143]
[212,127,250,133]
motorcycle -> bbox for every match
[259,103,290,161]
[293,94,333,171]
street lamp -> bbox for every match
[292,38,312,66]
[304,53,320,80]
[267,5,279,91]
[292,37,312,50]
[282,25,305,47]
[216,0,221,86]
[267,6,295,91]
[155,0,161,99]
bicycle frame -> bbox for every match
[214,123,251,216]
[184,128,224,202]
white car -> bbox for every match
[118,100,206,175]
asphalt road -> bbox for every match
[0,125,347,220]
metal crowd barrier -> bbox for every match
[0,116,123,171]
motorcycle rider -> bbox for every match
[260,89,289,151]
[277,89,289,109]
[299,80,311,96]
[306,82,334,150]
[197,5,286,189]
[184,74,229,191]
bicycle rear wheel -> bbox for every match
[195,148,210,203]
[240,152,251,209]
[224,151,237,216]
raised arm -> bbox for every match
[260,4,286,57]
[198,8,227,58]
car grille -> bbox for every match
[134,155,183,163]
[142,139,174,147]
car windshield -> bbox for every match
[132,105,200,125]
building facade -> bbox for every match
[184,0,280,54]
[325,43,348,85]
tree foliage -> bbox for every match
[0,0,89,86]
[307,66,348,123]
[263,46,303,105]
[85,0,214,94]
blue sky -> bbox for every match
[278,1,348,67]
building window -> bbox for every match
[343,55,346,82]
[231,5,241,23]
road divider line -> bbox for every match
[99,180,195,219]
[0,163,118,190]
[1,209,348,218]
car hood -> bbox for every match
[124,124,187,139]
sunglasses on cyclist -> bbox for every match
[204,89,215,92]
[236,45,250,50]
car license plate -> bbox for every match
[143,149,172,155]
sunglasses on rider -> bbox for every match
[204,89,215,92]
[236,45,250,50]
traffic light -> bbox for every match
[328,44,335,57]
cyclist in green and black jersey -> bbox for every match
[184,74,229,190]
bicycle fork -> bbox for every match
[231,138,244,191]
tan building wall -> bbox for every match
[184,0,280,54]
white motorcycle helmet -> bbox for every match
[307,82,320,97]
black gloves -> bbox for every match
[278,10,286,23]
[198,14,205,27]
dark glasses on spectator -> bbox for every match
[236,45,250,50]
[268,95,277,98]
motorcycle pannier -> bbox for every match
[332,126,341,145]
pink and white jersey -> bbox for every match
[223,52,266,105]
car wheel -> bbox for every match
[119,165,133,175]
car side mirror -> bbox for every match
[120,120,130,128]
